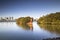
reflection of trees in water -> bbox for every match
[38,24,60,34]
[16,23,33,31]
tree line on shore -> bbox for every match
[37,12,60,25]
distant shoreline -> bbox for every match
[0,20,16,22]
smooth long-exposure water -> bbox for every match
[0,22,60,40]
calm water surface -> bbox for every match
[0,22,60,40]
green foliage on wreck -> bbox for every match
[16,16,33,25]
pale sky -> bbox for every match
[0,0,60,19]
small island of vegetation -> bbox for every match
[16,16,33,30]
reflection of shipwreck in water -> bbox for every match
[27,23,33,31]
[17,23,33,31]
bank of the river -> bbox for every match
[37,12,60,25]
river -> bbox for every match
[0,22,60,40]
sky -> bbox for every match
[0,0,60,19]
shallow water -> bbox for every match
[0,22,60,40]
